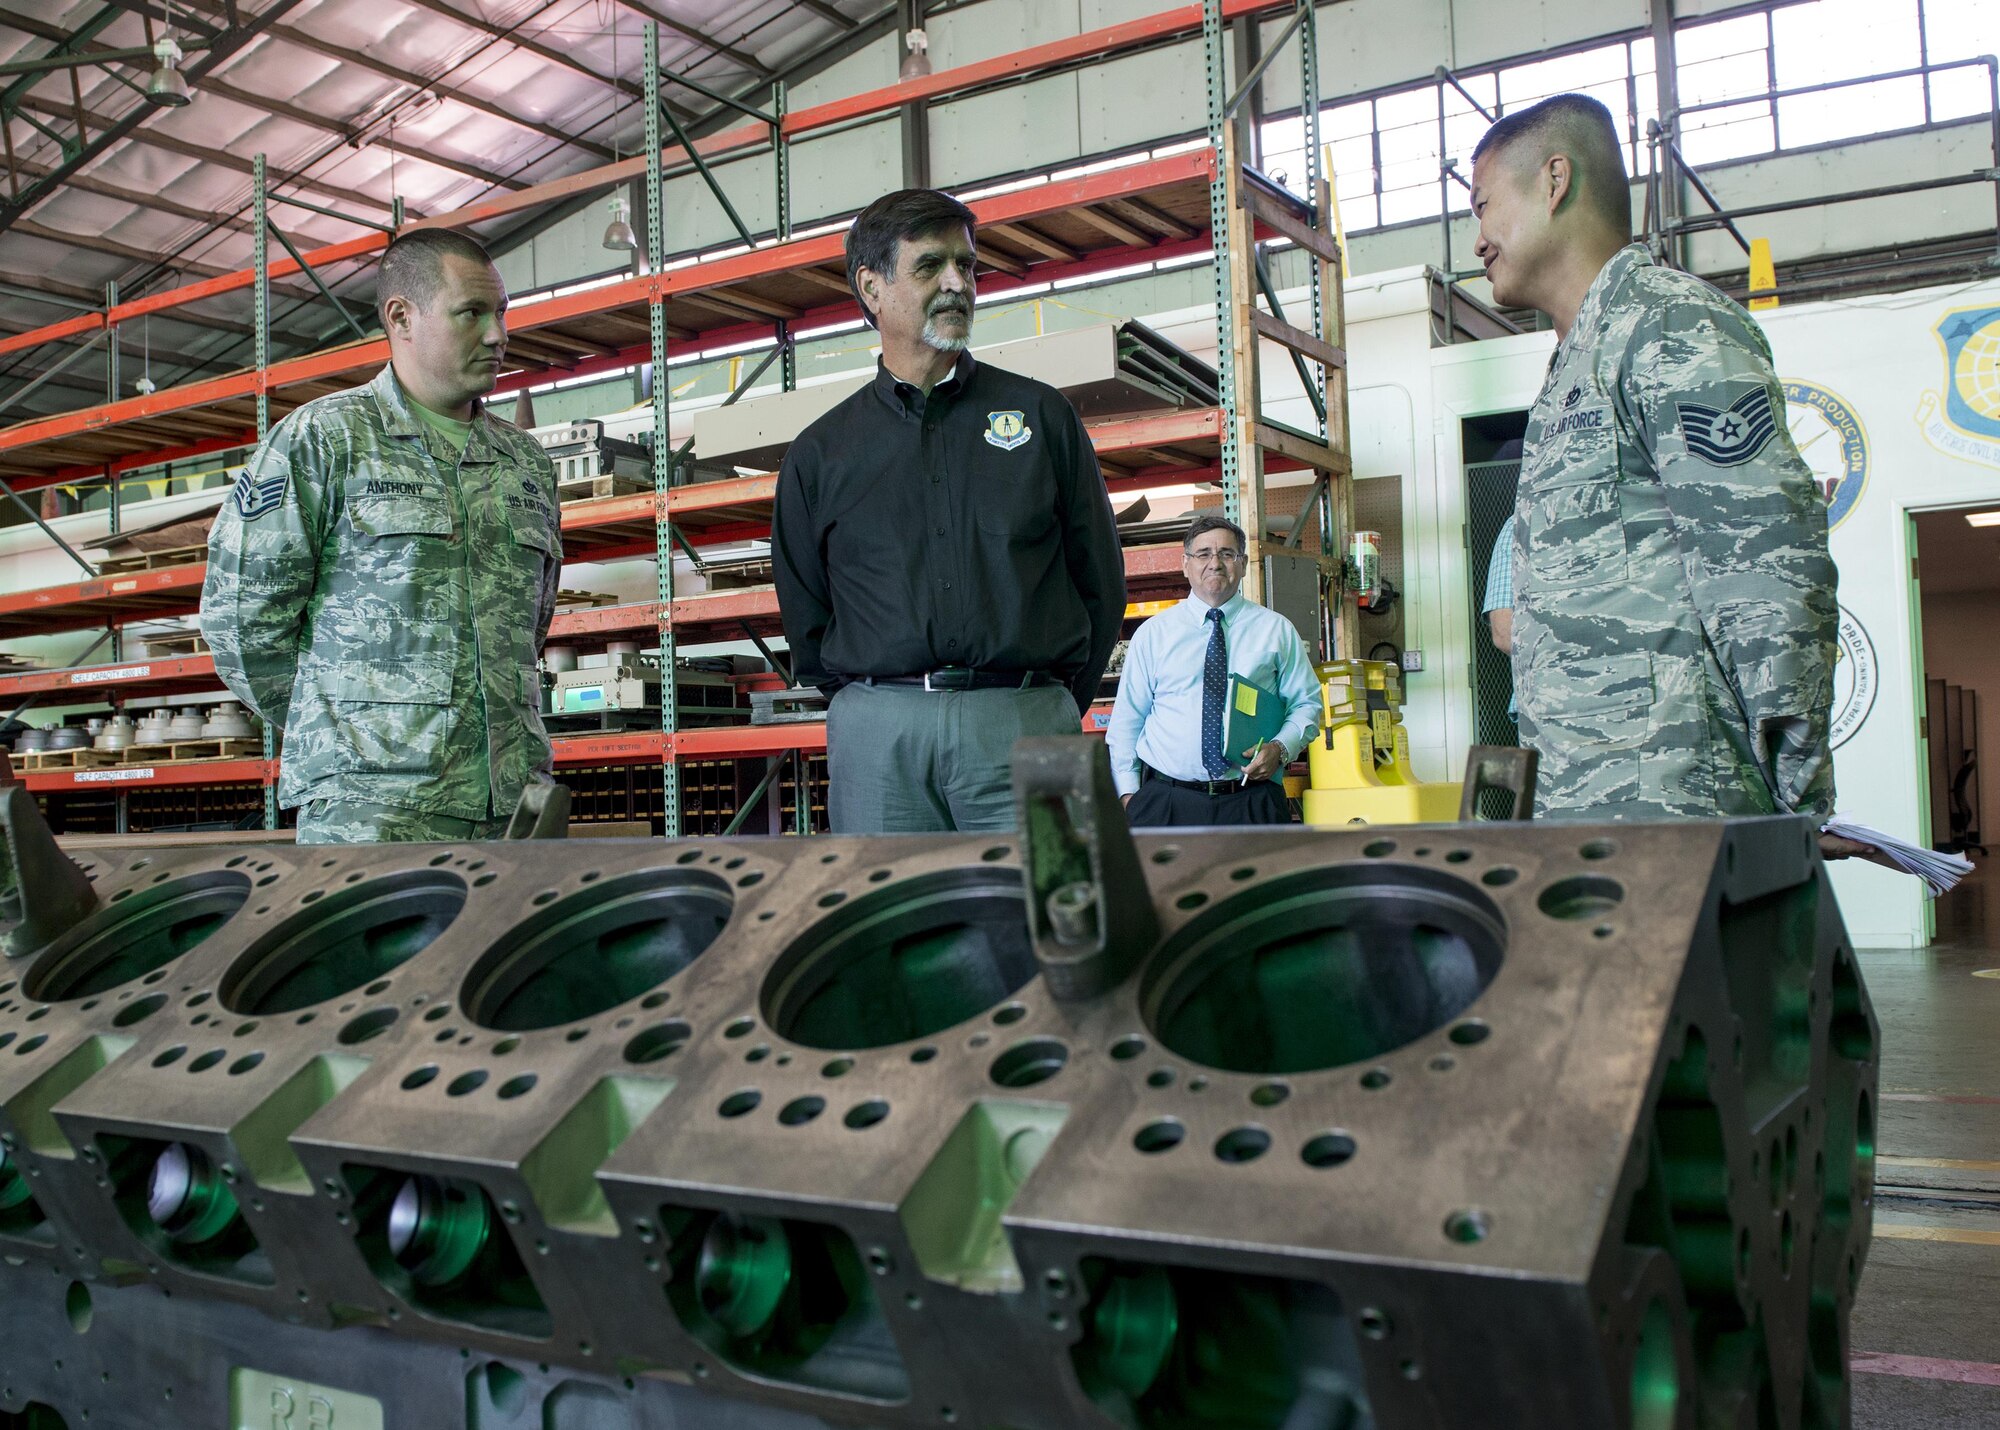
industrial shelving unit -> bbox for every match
[0,0,1349,836]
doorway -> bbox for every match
[1912,504,1998,945]
[1462,411,1529,752]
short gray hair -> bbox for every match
[1183,511,1246,555]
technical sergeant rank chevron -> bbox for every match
[1676,386,1779,467]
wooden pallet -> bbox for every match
[93,543,207,575]
[704,562,774,591]
[118,738,263,765]
[554,588,617,611]
[557,472,653,503]
[21,746,122,770]
[141,630,210,657]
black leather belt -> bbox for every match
[1141,763,1241,796]
[863,669,1055,692]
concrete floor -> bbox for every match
[1850,855,2000,1426]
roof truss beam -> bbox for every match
[613,1,774,77]
[164,0,619,162]
[396,0,701,124]
[0,0,315,238]
[11,91,405,224]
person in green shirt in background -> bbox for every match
[201,229,563,844]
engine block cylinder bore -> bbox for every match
[145,1142,241,1247]
[696,1213,794,1339]
[220,871,468,1016]
[387,1174,495,1289]
[460,870,732,1032]
[760,868,1037,1051]
[0,1141,33,1212]
[24,871,252,1002]
[1141,863,1506,1076]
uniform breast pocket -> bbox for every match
[510,522,558,584]
[1524,475,1630,589]
[349,494,457,584]
[351,495,453,541]
[329,661,456,775]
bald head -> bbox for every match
[1471,93,1631,242]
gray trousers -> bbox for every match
[825,682,1080,834]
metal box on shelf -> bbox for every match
[530,419,652,496]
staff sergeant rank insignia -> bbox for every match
[984,410,1031,451]
[1677,386,1779,467]
[231,465,287,520]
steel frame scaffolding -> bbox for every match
[0,0,1353,836]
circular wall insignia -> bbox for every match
[1782,381,1869,532]
[1831,604,1877,749]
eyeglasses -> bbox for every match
[1184,547,1244,564]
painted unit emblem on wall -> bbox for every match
[1831,604,1877,750]
[984,410,1031,451]
[1781,381,1868,532]
[1916,304,2000,467]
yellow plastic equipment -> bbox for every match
[1302,660,1462,826]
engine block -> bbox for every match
[0,750,1876,1430]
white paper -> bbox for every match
[1821,817,1974,898]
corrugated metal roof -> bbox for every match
[0,0,880,419]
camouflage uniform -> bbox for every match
[294,798,511,845]
[201,365,563,844]
[1513,244,1837,822]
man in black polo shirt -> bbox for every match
[773,189,1126,833]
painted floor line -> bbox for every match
[1880,1092,2000,1105]
[1879,1155,2000,1174]
[1852,1351,2000,1387]
[1872,1223,2000,1247]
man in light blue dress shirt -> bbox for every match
[1107,512,1322,826]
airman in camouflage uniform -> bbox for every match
[1511,244,1836,819]
[1473,94,1836,822]
[201,231,562,844]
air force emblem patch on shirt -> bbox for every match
[984,410,1032,451]
[1677,387,1779,467]
[231,465,287,520]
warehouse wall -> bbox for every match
[490,0,1995,301]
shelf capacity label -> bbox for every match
[71,767,154,783]
[68,664,151,684]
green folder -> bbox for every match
[1225,674,1286,764]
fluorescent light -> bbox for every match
[1966,511,2000,527]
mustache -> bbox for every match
[928,296,970,315]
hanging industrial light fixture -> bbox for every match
[147,36,191,105]
[134,314,156,395]
[602,16,639,253]
[900,28,932,79]
[148,3,192,107]
[603,192,638,252]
